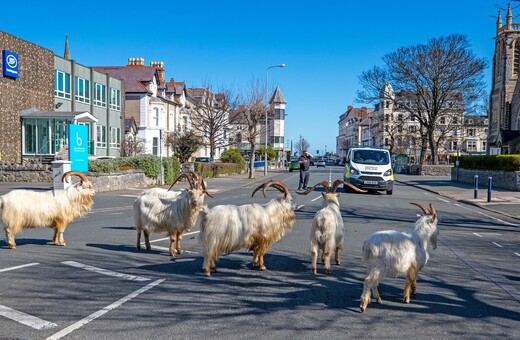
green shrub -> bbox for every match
[459,155,520,171]
[89,155,181,182]
[220,148,247,170]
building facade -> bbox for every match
[1,31,123,164]
[489,3,520,154]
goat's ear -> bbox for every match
[415,214,421,220]
[335,193,340,199]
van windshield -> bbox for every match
[352,150,389,165]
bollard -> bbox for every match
[487,177,492,203]
[474,175,479,199]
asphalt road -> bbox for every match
[0,168,519,339]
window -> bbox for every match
[451,141,458,151]
[467,140,477,151]
[273,109,285,119]
[75,76,90,103]
[515,39,520,75]
[385,114,389,122]
[152,108,159,127]
[109,127,121,148]
[54,70,71,99]
[109,88,121,110]
[452,117,458,125]
[439,117,446,124]
[452,130,458,136]
[467,128,475,137]
[397,125,403,133]
[409,125,417,133]
[397,114,403,121]
[93,83,106,107]
[152,137,159,155]
[96,125,106,147]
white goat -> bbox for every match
[139,171,204,199]
[0,171,95,248]
[199,180,296,276]
[133,172,210,256]
[297,179,366,274]
[359,202,439,312]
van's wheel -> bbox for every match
[386,190,393,195]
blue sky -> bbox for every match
[1,0,506,155]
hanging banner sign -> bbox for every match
[68,124,89,172]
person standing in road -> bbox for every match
[298,150,313,190]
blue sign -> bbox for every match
[68,124,89,172]
[2,50,19,79]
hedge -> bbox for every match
[458,155,520,171]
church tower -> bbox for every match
[489,3,520,152]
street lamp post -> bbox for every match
[264,63,285,176]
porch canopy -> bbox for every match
[20,109,98,123]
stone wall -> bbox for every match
[0,31,55,163]
[451,168,520,191]
[0,162,154,192]
[409,164,452,176]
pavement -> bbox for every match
[0,169,519,221]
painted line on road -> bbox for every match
[515,252,520,257]
[120,194,138,198]
[62,261,150,282]
[441,237,520,303]
[296,204,305,211]
[492,242,503,248]
[145,245,198,254]
[0,262,39,273]
[311,196,321,202]
[146,231,200,244]
[473,233,483,238]
[0,304,57,330]
[46,279,164,340]
[436,197,450,203]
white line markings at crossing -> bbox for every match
[62,261,150,282]
[492,242,503,248]
[0,263,39,273]
[0,305,57,330]
[46,279,164,340]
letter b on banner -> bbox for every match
[68,124,89,172]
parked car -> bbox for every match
[316,159,326,168]
[194,157,214,163]
[288,159,300,172]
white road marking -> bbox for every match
[0,305,57,330]
[296,205,305,211]
[515,252,520,257]
[119,194,138,198]
[0,263,39,273]
[492,242,503,248]
[473,233,482,238]
[46,279,164,340]
[311,196,321,202]
[145,231,200,244]
[62,261,150,282]
[436,197,450,203]
[146,245,197,254]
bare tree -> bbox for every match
[294,135,310,156]
[356,34,487,164]
[232,79,266,179]
[188,85,238,159]
[165,130,203,163]
[120,135,144,157]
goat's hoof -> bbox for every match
[403,297,410,304]
[8,244,16,249]
[376,297,383,304]
[311,268,317,275]
[325,269,332,275]
[211,267,217,273]
[260,266,267,271]
[203,270,211,277]
[412,290,417,295]
[360,305,366,313]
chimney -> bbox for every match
[128,58,144,66]
[347,105,353,111]
[151,61,165,84]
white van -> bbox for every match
[343,146,394,195]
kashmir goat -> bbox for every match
[359,202,439,312]
[297,180,366,274]
[199,180,296,276]
[139,171,209,199]
[133,172,210,256]
[0,171,95,249]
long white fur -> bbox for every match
[199,195,296,276]
[0,182,95,248]
[310,192,344,274]
[359,212,439,312]
[133,188,205,256]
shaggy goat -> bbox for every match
[199,180,296,276]
[140,171,209,199]
[133,172,210,256]
[359,202,439,312]
[297,179,366,274]
[0,171,95,249]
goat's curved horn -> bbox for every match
[62,171,88,184]
[342,181,367,193]
[331,180,344,193]
[429,203,436,220]
[410,202,431,215]
[189,171,214,198]
[252,180,289,199]
[296,181,329,195]
[167,173,195,191]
